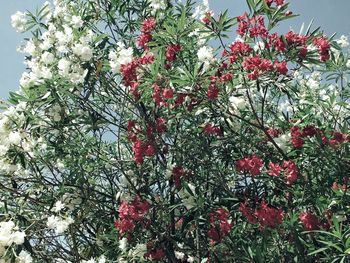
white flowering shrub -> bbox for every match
[2,0,350,262]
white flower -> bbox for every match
[8,131,22,146]
[56,217,74,234]
[98,256,106,263]
[336,35,349,48]
[229,96,246,111]
[175,251,185,260]
[119,237,128,251]
[187,256,196,263]
[192,0,209,20]
[71,15,84,28]
[149,0,167,13]
[23,40,37,56]
[47,215,73,234]
[11,11,27,32]
[53,201,65,212]
[72,44,93,61]
[129,243,147,259]
[16,250,32,263]
[12,231,26,245]
[41,52,55,64]
[58,58,71,76]
[197,46,214,63]
[109,42,133,73]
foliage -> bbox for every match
[3,0,350,262]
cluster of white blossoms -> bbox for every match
[11,11,28,33]
[192,0,209,20]
[148,0,167,14]
[229,95,246,112]
[15,250,33,263]
[197,46,215,70]
[47,215,74,234]
[109,42,134,74]
[14,1,97,93]
[336,35,349,48]
[0,221,28,261]
[0,221,26,251]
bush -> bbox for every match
[2,0,350,262]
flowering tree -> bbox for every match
[2,0,350,262]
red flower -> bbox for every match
[203,123,222,136]
[313,36,331,61]
[269,33,286,52]
[202,10,214,24]
[282,160,298,184]
[255,200,284,229]
[162,88,174,99]
[240,200,284,229]
[239,202,258,224]
[166,44,182,62]
[236,154,264,177]
[145,248,166,261]
[274,60,288,75]
[242,55,273,80]
[207,83,219,100]
[208,208,232,242]
[114,197,150,234]
[172,166,192,188]
[291,126,304,148]
[299,211,321,231]
[155,117,167,133]
[267,162,282,177]
[138,17,156,49]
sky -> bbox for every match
[1,0,350,100]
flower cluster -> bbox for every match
[207,208,232,243]
[299,211,329,231]
[114,196,150,235]
[235,154,264,176]
[240,200,284,229]
[237,14,268,38]
[138,17,156,49]
[313,37,331,61]
[268,160,299,184]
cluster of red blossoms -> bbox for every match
[138,17,156,49]
[201,10,214,24]
[242,55,288,80]
[237,14,268,38]
[313,37,331,62]
[240,200,284,229]
[207,208,232,243]
[145,245,166,261]
[152,84,175,107]
[127,118,167,164]
[268,160,299,184]
[166,44,182,62]
[203,123,222,136]
[114,196,150,234]
[207,74,233,100]
[299,211,329,231]
[265,0,285,7]
[120,55,154,99]
[291,125,349,149]
[225,41,253,63]
[235,154,264,177]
